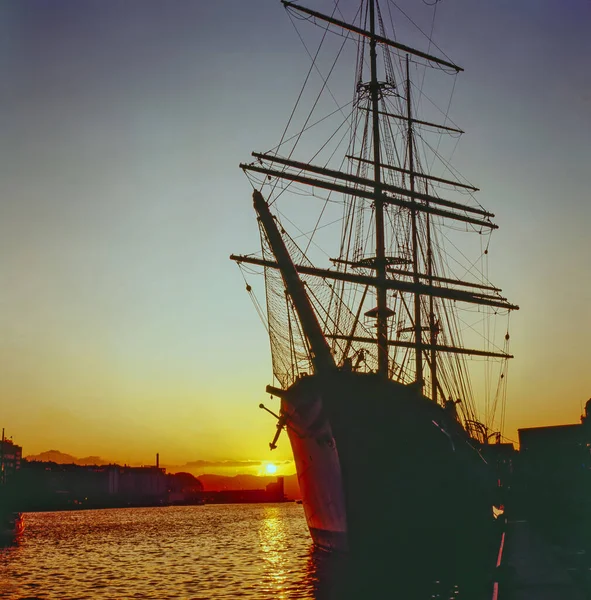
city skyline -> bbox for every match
[22,448,293,477]
[1,0,589,466]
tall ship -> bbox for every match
[231,0,518,557]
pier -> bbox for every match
[492,517,587,599]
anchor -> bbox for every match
[259,403,287,450]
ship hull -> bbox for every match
[282,372,496,558]
[285,402,348,551]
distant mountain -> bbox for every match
[25,450,111,466]
[198,473,300,499]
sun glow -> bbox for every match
[265,463,277,475]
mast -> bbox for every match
[233,1,519,398]
[406,55,423,389]
[426,181,437,403]
[281,1,463,73]
[246,154,493,220]
[231,253,519,310]
[252,190,336,376]
[369,0,389,378]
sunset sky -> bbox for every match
[1,0,589,472]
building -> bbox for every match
[265,476,285,501]
[0,437,22,485]
[201,476,288,504]
[15,461,169,511]
[518,424,589,475]
[516,421,591,521]
[118,466,168,503]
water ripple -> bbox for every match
[0,505,321,599]
[0,504,476,599]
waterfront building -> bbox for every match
[516,415,591,521]
[0,437,22,485]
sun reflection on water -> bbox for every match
[258,506,290,597]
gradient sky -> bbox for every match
[0,0,589,469]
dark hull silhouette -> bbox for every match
[283,372,495,556]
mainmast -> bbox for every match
[406,55,423,390]
[369,0,389,378]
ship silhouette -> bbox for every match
[231,0,518,562]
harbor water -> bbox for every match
[0,503,474,599]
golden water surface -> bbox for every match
[0,504,326,599]
[1,503,465,599]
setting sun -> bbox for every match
[265,463,277,475]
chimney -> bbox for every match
[156,453,159,469]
